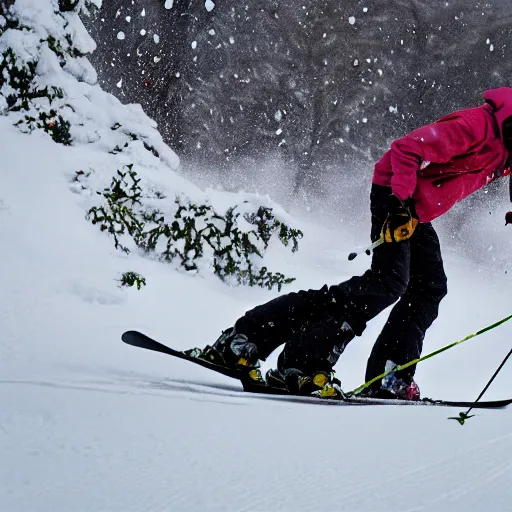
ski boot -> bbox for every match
[266,367,345,398]
[185,328,265,388]
[366,360,421,401]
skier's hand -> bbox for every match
[382,195,419,243]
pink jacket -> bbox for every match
[373,88,512,222]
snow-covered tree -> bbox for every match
[0,0,178,164]
[0,0,96,144]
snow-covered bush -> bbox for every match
[84,166,303,290]
[0,0,178,166]
[0,0,92,143]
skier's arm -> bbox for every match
[390,115,478,201]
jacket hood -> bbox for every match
[483,87,512,140]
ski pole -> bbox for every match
[348,237,384,261]
[450,347,512,425]
[348,313,512,397]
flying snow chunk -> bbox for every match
[141,8,146,16]
[126,16,131,22]
[165,0,174,8]
[209,29,216,35]
[389,105,398,114]
[363,7,368,12]
[349,16,356,25]
[154,56,161,63]
[229,36,235,44]
[116,79,123,88]
[205,0,215,12]
[154,34,160,44]
[140,29,147,36]
[274,110,282,122]
[490,44,494,52]
[192,41,197,49]
[276,128,283,135]
[117,31,125,40]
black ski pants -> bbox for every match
[234,185,448,383]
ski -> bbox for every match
[121,330,512,409]
[122,329,252,380]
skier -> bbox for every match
[194,87,512,400]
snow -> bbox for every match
[1,1,512,511]
[2,113,512,511]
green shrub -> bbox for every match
[86,165,303,290]
[118,271,146,290]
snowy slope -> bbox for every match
[2,1,512,510]
[1,116,512,512]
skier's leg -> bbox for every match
[272,185,414,384]
[235,185,410,363]
[364,222,448,388]
[233,284,347,360]
[208,184,414,394]
[278,234,411,376]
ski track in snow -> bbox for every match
[1,366,512,511]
